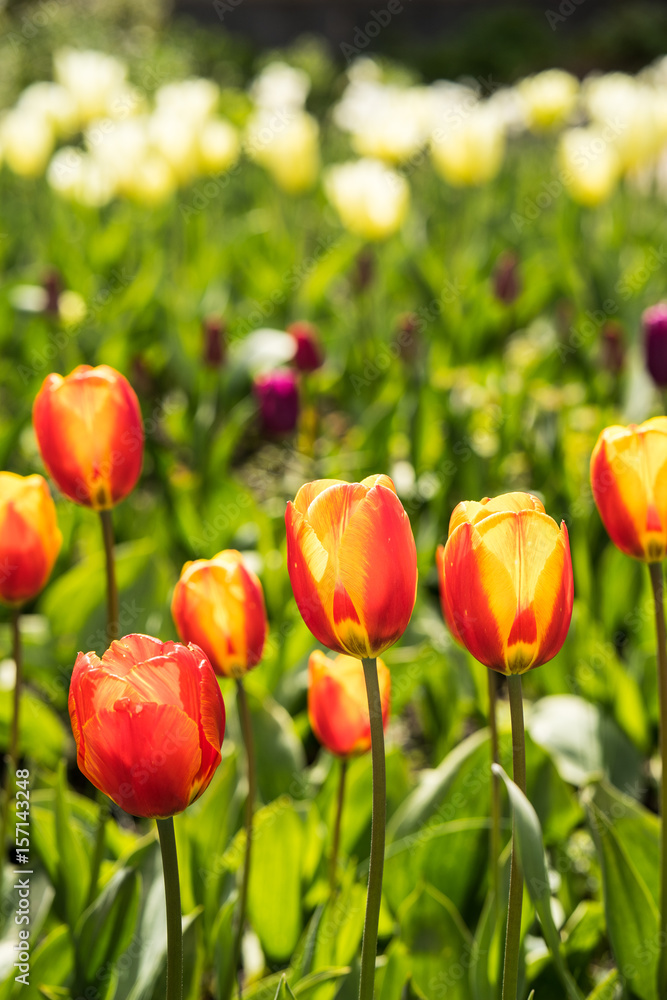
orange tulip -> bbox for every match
[33,364,143,510]
[68,633,225,818]
[285,475,417,658]
[590,417,667,561]
[308,649,390,756]
[437,492,573,675]
[171,549,267,678]
[0,472,61,605]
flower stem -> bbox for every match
[223,678,256,1000]
[488,669,501,909]
[330,757,348,894]
[1,609,22,862]
[157,816,183,1000]
[649,562,667,997]
[99,509,119,643]
[85,798,109,910]
[358,657,386,1000]
[502,674,526,1000]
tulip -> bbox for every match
[69,633,225,818]
[286,475,417,658]
[438,491,572,1000]
[308,649,390,757]
[253,369,300,435]
[33,364,143,511]
[437,492,573,674]
[288,321,323,373]
[590,418,667,562]
[590,421,667,996]
[643,304,667,388]
[0,473,61,606]
[430,104,506,187]
[518,69,579,131]
[493,251,521,305]
[202,316,226,368]
[172,550,266,999]
[171,549,267,678]
[324,159,409,241]
[559,127,620,207]
[288,474,415,993]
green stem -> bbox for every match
[1,609,22,863]
[649,562,667,997]
[502,674,526,1000]
[488,670,501,909]
[358,657,386,1000]
[223,678,256,1000]
[330,757,348,894]
[99,509,119,644]
[157,816,183,1000]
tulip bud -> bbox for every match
[308,650,390,756]
[643,303,667,388]
[0,473,61,605]
[171,549,267,678]
[286,475,417,658]
[42,268,62,316]
[68,633,225,818]
[437,492,573,675]
[493,251,521,305]
[591,417,667,562]
[253,369,299,435]
[600,320,625,375]
[288,321,323,372]
[33,364,144,510]
[202,316,226,368]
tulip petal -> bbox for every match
[81,702,201,818]
[533,525,574,667]
[102,634,166,675]
[449,492,545,534]
[293,479,347,516]
[286,501,343,652]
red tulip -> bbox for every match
[308,649,390,756]
[68,633,225,818]
[286,475,417,658]
[437,492,573,674]
[590,417,667,561]
[33,364,143,510]
[253,369,299,435]
[0,472,61,605]
[288,321,323,372]
[171,549,267,678]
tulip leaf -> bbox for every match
[246,689,306,804]
[493,765,585,1000]
[54,762,91,929]
[583,781,660,1000]
[585,969,621,999]
[24,925,73,997]
[73,867,140,992]
[248,798,304,961]
[293,969,352,996]
[275,976,298,1000]
[395,882,473,1000]
[526,695,643,791]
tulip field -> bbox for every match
[5,3,667,1000]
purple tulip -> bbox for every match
[254,369,300,434]
[644,303,667,388]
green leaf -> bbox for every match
[493,765,584,1000]
[248,689,307,804]
[74,867,140,990]
[293,969,352,996]
[397,883,473,1000]
[527,695,643,791]
[584,782,660,1000]
[54,762,90,929]
[585,969,621,999]
[248,798,304,961]
[275,976,298,1000]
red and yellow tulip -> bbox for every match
[33,364,143,510]
[308,649,390,756]
[0,472,61,605]
[286,475,417,658]
[68,633,225,818]
[171,549,267,678]
[437,491,573,674]
[590,417,667,561]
